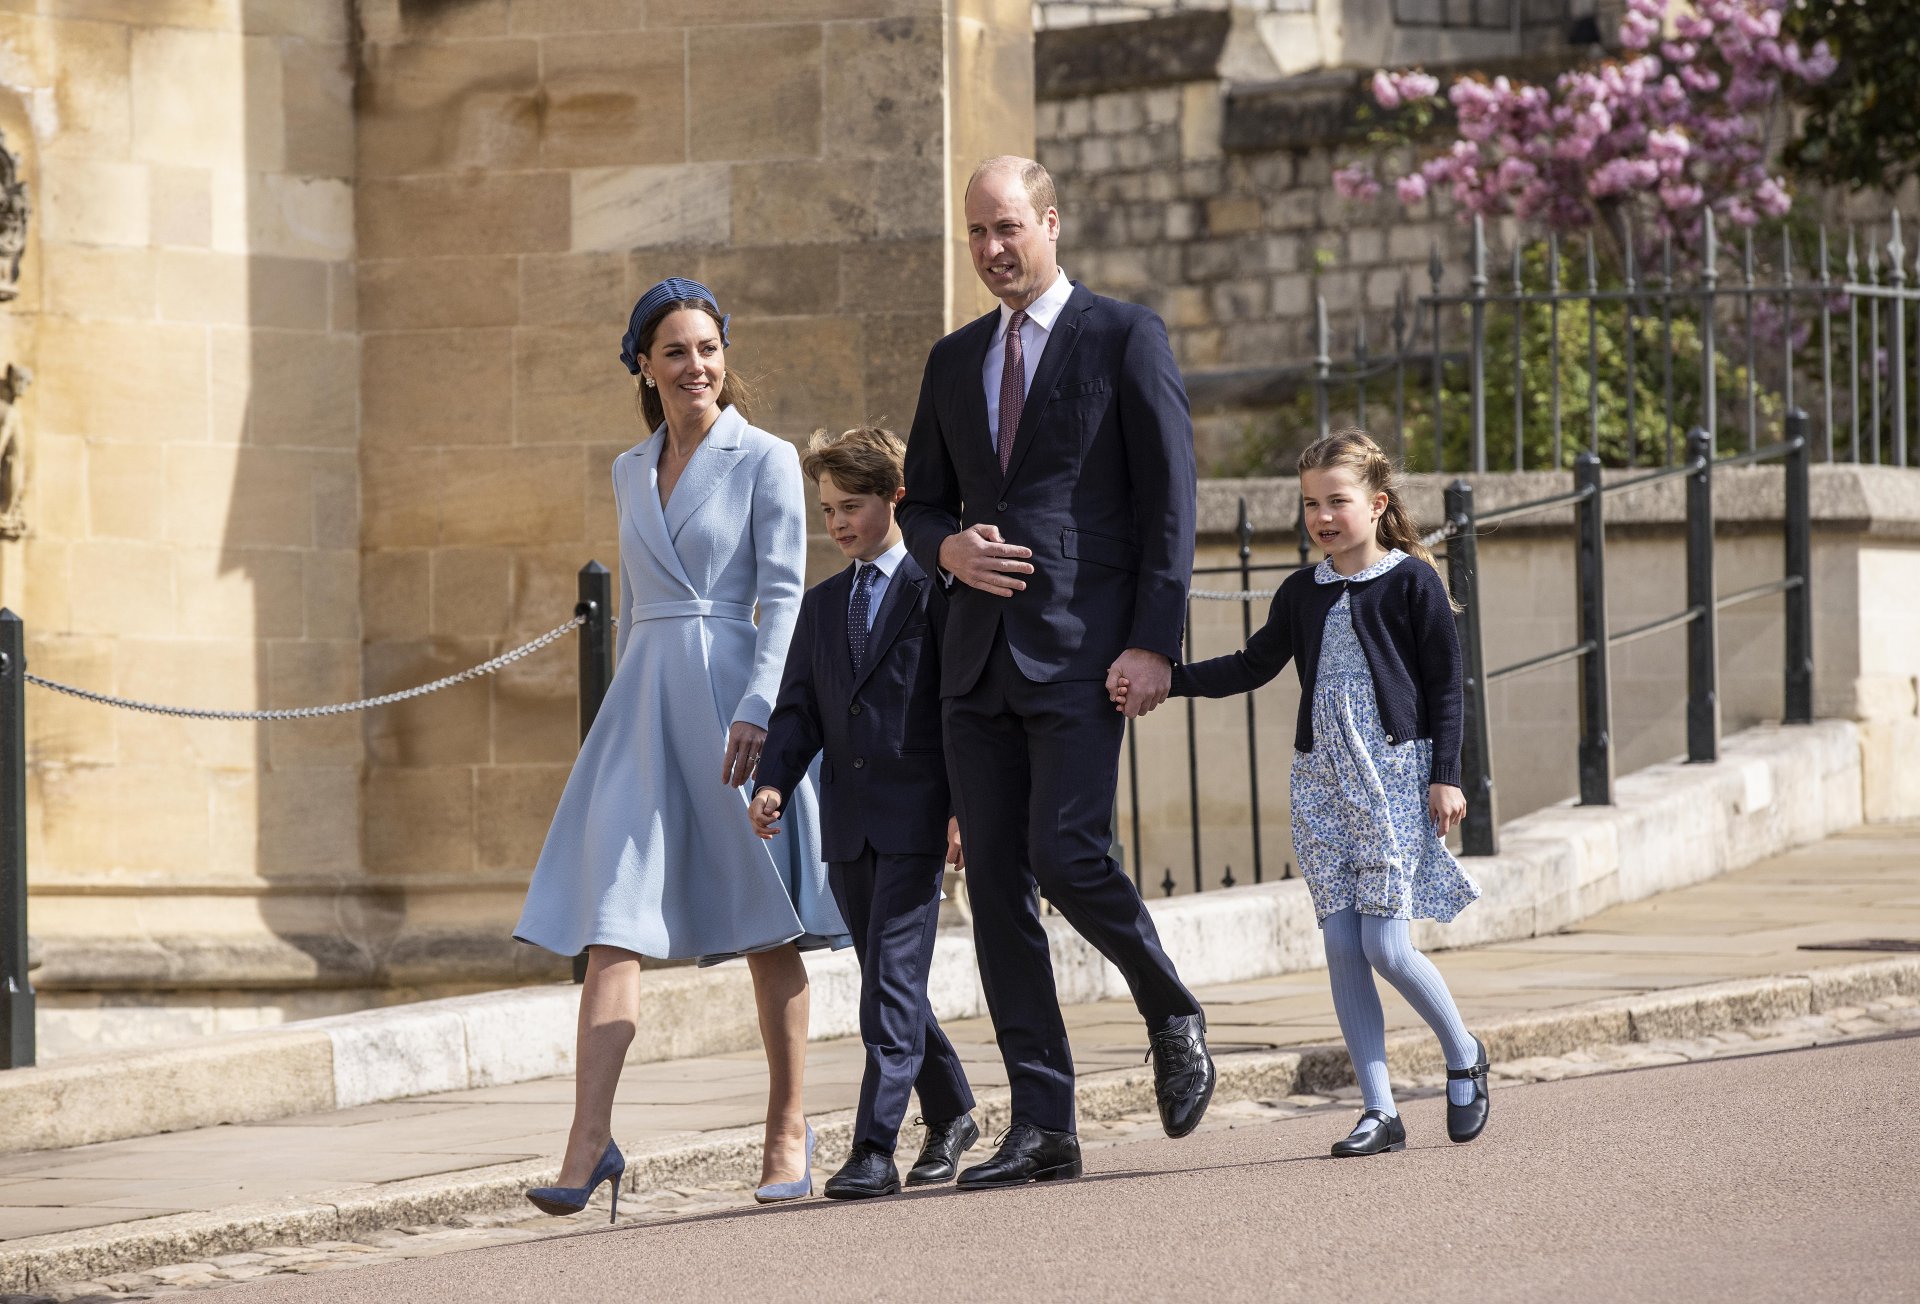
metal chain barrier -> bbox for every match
[1191,521,1455,602]
[24,613,587,722]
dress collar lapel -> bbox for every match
[627,434,696,594]
[663,405,750,540]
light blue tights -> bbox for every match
[1322,908,1478,1116]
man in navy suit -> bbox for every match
[752,426,979,1200]
[898,156,1215,1189]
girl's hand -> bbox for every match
[946,816,966,871]
[748,787,783,839]
[724,722,767,788]
[1429,783,1466,838]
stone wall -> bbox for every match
[351,0,1026,989]
[7,4,362,988]
[6,0,1034,1018]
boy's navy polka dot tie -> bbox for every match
[848,563,876,672]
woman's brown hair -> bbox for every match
[1297,428,1451,589]
[633,299,755,432]
[801,426,906,499]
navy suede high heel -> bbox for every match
[753,1122,815,1204]
[526,1139,625,1223]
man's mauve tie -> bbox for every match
[997,309,1028,475]
[848,562,876,673]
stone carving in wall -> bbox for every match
[0,128,28,538]
[0,130,25,304]
[0,364,30,540]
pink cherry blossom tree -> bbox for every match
[1334,0,1836,255]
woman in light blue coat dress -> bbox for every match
[516,279,847,1212]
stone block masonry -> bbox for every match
[7,0,1035,1029]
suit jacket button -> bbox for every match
[853,757,865,769]
[849,703,861,716]
[996,501,1008,511]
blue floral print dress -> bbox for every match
[1289,549,1481,924]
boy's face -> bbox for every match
[818,472,904,563]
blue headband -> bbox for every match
[620,277,730,375]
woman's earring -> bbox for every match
[643,376,656,389]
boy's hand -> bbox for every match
[749,787,783,839]
[945,816,965,871]
[1428,783,1466,838]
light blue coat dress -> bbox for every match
[514,407,849,964]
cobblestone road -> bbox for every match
[11,994,1913,1304]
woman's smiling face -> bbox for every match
[641,307,726,426]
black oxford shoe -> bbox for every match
[1447,1036,1491,1143]
[906,1113,980,1187]
[955,1123,1082,1190]
[823,1144,902,1200]
[1147,1014,1216,1138]
[1331,1109,1406,1157]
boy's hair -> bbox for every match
[801,425,906,499]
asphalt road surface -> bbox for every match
[220,1034,1920,1304]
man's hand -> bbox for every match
[945,816,965,871]
[723,721,767,788]
[1105,649,1171,719]
[1429,783,1466,838]
[748,787,783,839]
[938,524,1034,597]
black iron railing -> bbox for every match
[1310,211,1920,474]
[1120,411,1814,889]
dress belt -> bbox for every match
[629,599,755,624]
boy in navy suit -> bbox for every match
[750,426,979,1200]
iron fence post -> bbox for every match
[1574,455,1613,805]
[1444,482,1497,856]
[1468,215,1488,473]
[572,562,615,984]
[1,609,34,1069]
[1684,429,1720,763]
[1784,411,1814,724]
[1237,497,1263,884]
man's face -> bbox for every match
[965,169,1060,310]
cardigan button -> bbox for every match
[1385,733,1395,743]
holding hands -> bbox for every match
[1105,649,1172,719]
[723,722,766,788]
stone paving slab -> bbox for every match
[0,822,1915,1289]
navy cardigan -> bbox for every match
[1171,555,1464,787]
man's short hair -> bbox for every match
[968,155,1057,220]
[801,425,906,499]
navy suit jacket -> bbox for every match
[756,553,951,863]
[898,283,1197,696]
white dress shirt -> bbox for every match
[981,268,1074,450]
[850,538,908,632]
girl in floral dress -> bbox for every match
[1123,428,1491,1156]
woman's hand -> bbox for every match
[1428,783,1467,838]
[748,787,782,839]
[724,722,767,788]
[946,816,966,872]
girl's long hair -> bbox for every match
[1297,429,1454,598]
